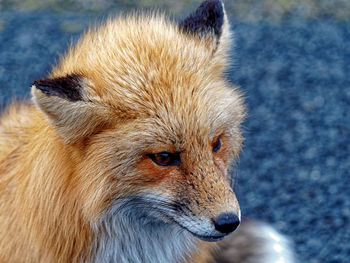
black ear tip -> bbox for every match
[32,75,83,102]
[32,79,53,95]
[179,0,225,38]
[202,0,223,10]
[200,0,224,18]
[32,79,41,88]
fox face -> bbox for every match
[31,0,245,245]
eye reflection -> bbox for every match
[148,152,180,166]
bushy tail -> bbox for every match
[211,219,295,263]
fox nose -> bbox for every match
[214,213,240,234]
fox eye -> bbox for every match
[148,152,180,166]
[213,138,221,152]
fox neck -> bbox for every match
[92,201,197,263]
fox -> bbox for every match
[0,0,293,262]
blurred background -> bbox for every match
[1,0,350,22]
[0,0,349,262]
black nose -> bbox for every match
[214,213,240,234]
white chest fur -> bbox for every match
[91,202,197,263]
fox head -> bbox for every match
[31,0,245,242]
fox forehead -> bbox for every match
[47,14,245,148]
[52,15,216,85]
[51,15,234,103]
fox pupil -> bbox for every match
[213,138,221,152]
[149,152,180,166]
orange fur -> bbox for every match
[0,1,246,262]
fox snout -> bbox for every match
[183,189,241,241]
[153,160,242,241]
[174,202,241,242]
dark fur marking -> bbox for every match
[33,74,83,102]
[179,0,224,39]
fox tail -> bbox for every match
[212,219,295,263]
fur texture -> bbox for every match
[0,1,293,262]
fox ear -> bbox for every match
[32,75,109,144]
[179,0,231,58]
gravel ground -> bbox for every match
[0,12,349,262]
